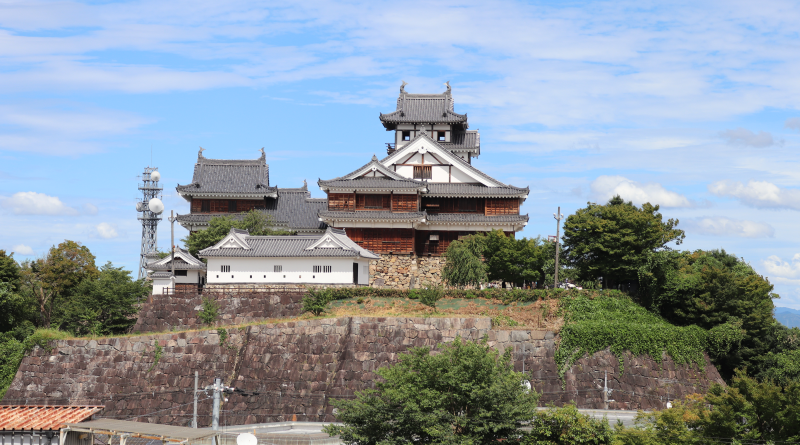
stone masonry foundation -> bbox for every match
[369,254,445,289]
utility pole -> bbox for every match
[553,207,564,288]
[192,371,198,428]
[212,378,221,430]
[603,371,609,410]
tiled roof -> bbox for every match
[199,228,379,259]
[380,91,467,127]
[319,211,427,221]
[425,183,528,197]
[147,247,206,271]
[176,189,327,231]
[148,271,173,279]
[318,177,426,190]
[0,405,103,430]
[440,130,480,152]
[176,152,275,196]
[427,213,529,223]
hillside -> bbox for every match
[775,307,800,329]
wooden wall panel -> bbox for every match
[355,194,391,211]
[345,228,413,254]
[485,198,520,215]
[190,199,264,214]
[391,194,418,212]
[415,231,476,256]
[328,193,355,211]
[421,198,485,214]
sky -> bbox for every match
[1,0,799,307]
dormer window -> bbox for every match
[402,131,411,141]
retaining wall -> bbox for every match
[6,317,724,426]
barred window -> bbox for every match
[313,265,332,273]
[221,265,231,273]
[413,166,432,180]
[274,265,282,273]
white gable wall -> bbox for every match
[383,137,499,186]
[206,257,370,285]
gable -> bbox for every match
[381,134,502,186]
[212,232,251,250]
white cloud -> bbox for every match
[83,203,98,215]
[94,222,119,239]
[720,127,780,148]
[785,118,800,131]
[590,175,692,208]
[762,254,800,280]
[11,244,33,256]
[684,217,774,238]
[0,191,78,215]
[708,180,800,210]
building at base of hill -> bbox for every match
[198,227,379,286]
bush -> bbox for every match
[524,404,614,445]
[197,297,220,326]
[302,287,333,316]
[417,286,444,310]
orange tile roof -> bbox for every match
[0,406,104,431]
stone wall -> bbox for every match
[370,254,445,289]
[131,290,305,333]
[6,316,724,426]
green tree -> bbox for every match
[0,282,35,334]
[183,210,292,256]
[0,250,20,288]
[484,231,552,288]
[20,240,99,327]
[563,196,684,289]
[54,262,148,336]
[525,404,614,445]
[301,287,333,316]
[613,397,705,445]
[442,234,487,288]
[324,337,540,444]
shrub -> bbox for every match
[302,287,333,316]
[417,286,444,310]
[197,297,220,326]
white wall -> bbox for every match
[206,257,371,285]
[150,270,204,295]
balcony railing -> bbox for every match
[386,143,396,154]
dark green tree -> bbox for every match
[524,404,614,445]
[562,196,684,289]
[183,210,292,256]
[484,231,552,288]
[0,250,20,288]
[442,234,487,288]
[324,337,540,444]
[55,262,148,336]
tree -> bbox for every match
[324,337,540,444]
[0,250,20,288]
[442,234,487,288]
[525,404,614,445]
[562,196,684,289]
[183,210,292,256]
[55,262,148,336]
[19,241,99,327]
[485,232,552,288]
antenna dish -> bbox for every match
[136,202,145,212]
[236,434,257,445]
[148,198,164,214]
[151,171,161,182]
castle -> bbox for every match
[158,83,529,289]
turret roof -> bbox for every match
[380,83,467,128]
[176,148,275,197]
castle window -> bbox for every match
[175,270,188,277]
[402,130,411,141]
[313,265,332,273]
[458,198,477,212]
[437,131,446,141]
[221,265,231,273]
[413,166,432,180]
[201,200,210,212]
[228,200,237,212]
[274,265,282,273]
[364,195,383,209]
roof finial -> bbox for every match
[400,80,408,94]
[302,179,308,190]
[444,81,451,95]
[198,146,205,157]
[259,147,265,157]
[371,154,378,161]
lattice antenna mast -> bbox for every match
[136,167,164,279]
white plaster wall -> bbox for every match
[152,278,172,295]
[206,257,371,285]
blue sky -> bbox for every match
[1,0,800,307]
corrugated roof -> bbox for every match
[0,406,103,430]
[425,183,528,197]
[427,214,529,223]
[318,211,427,221]
[176,152,274,196]
[199,227,378,259]
[66,419,216,441]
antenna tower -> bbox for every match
[136,167,163,279]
